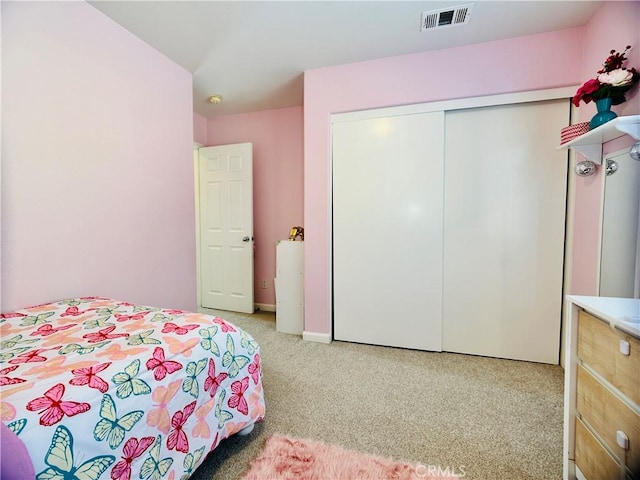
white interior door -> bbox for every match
[198,143,254,313]
[442,100,569,363]
[333,112,445,351]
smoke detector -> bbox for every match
[421,3,473,32]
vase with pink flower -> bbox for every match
[572,46,639,129]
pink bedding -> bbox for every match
[0,297,265,479]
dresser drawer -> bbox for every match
[577,310,640,406]
[575,417,621,480]
[577,365,640,475]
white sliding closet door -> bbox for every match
[333,112,444,351]
[442,100,569,363]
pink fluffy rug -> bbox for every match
[241,434,457,480]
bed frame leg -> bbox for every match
[237,424,255,436]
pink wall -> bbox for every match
[304,28,585,335]
[2,2,196,312]
[194,113,208,145]
[206,107,304,307]
[570,1,640,295]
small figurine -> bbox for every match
[289,226,304,241]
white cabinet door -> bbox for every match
[333,112,445,351]
[442,100,569,363]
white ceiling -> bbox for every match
[89,1,603,118]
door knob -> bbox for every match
[242,236,251,242]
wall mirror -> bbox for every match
[599,149,640,298]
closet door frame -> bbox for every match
[329,86,577,347]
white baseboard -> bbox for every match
[255,303,276,312]
[302,331,332,344]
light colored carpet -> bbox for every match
[190,309,564,480]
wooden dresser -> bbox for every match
[564,296,640,480]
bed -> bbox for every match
[0,297,265,479]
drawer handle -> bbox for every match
[616,430,629,450]
[619,339,630,356]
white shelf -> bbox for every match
[558,115,640,164]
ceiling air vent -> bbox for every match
[421,3,473,32]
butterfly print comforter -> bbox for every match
[0,297,265,479]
